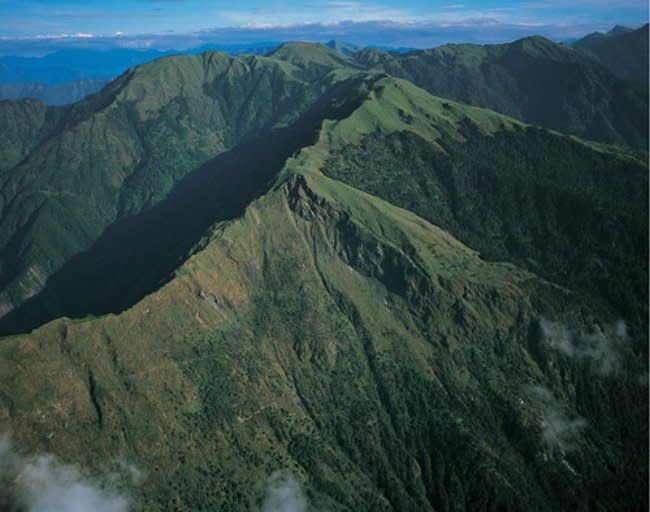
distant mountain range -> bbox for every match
[0,44,280,84]
[0,30,647,511]
[1,24,646,115]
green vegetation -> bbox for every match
[318,78,648,329]
[267,37,649,147]
[0,43,646,511]
[574,24,649,91]
[350,36,648,148]
[0,78,111,105]
[0,51,344,321]
[0,98,65,171]
[1,37,647,324]
[0,167,646,510]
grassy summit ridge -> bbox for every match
[350,37,648,148]
[314,77,648,329]
[269,36,649,148]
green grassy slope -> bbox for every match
[0,51,342,322]
[350,37,648,148]
[574,24,649,91]
[315,77,648,331]
[0,74,372,335]
[266,42,359,80]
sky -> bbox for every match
[0,0,647,53]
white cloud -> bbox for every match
[262,472,309,512]
[540,319,628,377]
[530,387,588,458]
[0,436,136,512]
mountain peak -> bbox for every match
[325,39,360,56]
[608,24,633,36]
[265,41,354,76]
[351,47,391,67]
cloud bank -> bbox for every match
[1,18,642,56]
[0,436,134,512]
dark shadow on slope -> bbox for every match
[0,75,375,336]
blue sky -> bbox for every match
[0,1,647,51]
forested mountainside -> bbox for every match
[0,44,647,511]
[0,78,111,105]
[573,24,649,91]
[346,36,649,148]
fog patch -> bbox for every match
[0,435,135,512]
[262,471,308,512]
[539,318,628,376]
[530,386,587,458]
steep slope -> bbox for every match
[0,168,646,511]
[0,50,343,323]
[351,36,648,148]
[315,77,648,329]
[0,98,65,172]
[574,24,649,90]
[2,40,647,327]
[1,71,646,343]
[0,78,111,105]
[0,74,372,335]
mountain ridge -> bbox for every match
[0,159,646,509]
[0,42,646,511]
[573,23,649,90]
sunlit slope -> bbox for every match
[268,39,649,147]
[309,76,648,330]
[1,39,647,331]
[0,51,337,320]
[351,36,648,148]
[1,168,646,510]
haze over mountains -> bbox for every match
[0,20,647,512]
[1,23,647,111]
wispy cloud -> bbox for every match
[262,472,309,512]
[0,435,139,512]
[0,16,645,56]
[539,318,629,377]
[530,386,588,459]
[0,0,646,42]
[302,2,366,8]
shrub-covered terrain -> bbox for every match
[0,45,647,511]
